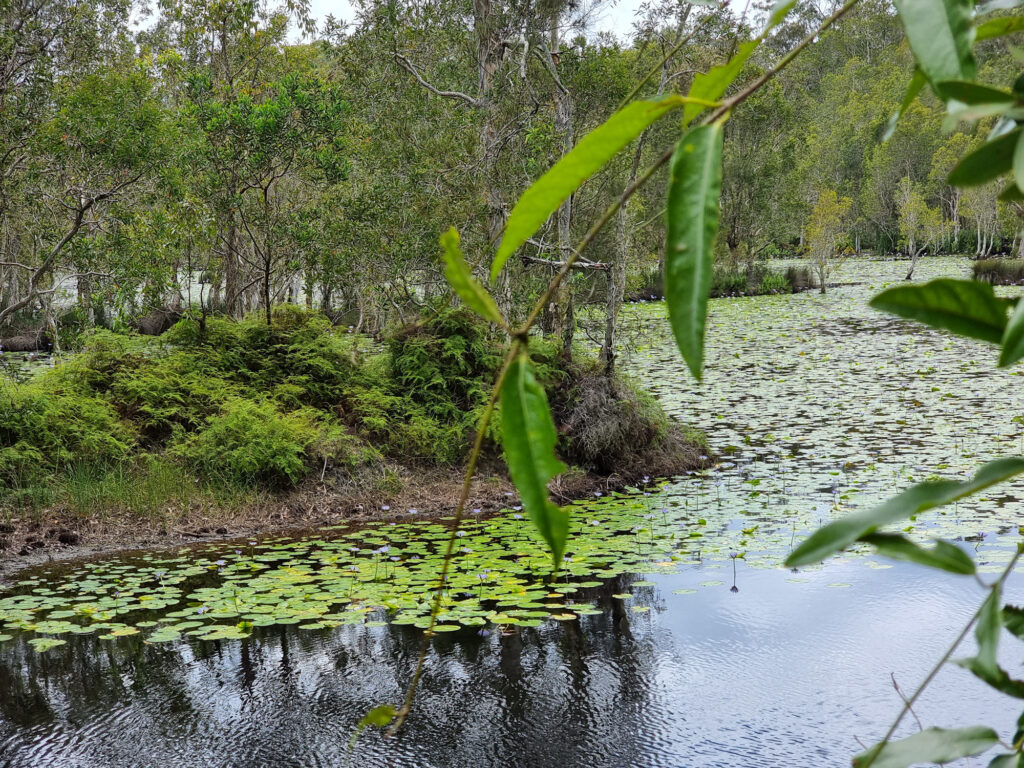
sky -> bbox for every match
[303,0,649,40]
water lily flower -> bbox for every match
[381,505,390,511]
[512,514,523,520]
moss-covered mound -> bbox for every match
[0,306,705,519]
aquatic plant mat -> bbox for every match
[4,257,1024,653]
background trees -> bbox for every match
[1,1,1023,345]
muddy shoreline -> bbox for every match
[0,455,707,585]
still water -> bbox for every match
[2,257,1023,767]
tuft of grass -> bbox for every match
[973,259,1024,285]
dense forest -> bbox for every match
[2,0,1021,353]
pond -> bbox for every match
[2,256,1024,768]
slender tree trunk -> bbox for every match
[549,16,575,362]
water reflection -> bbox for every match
[1,563,1022,767]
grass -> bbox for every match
[972,259,1024,285]
[627,263,815,300]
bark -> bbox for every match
[548,16,575,361]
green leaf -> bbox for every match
[1002,604,1024,639]
[1000,296,1024,367]
[976,15,1024,41]
[893,0,976,89]
[884,69,928,142]
[440,228,504,326]
[664,123,723,381]
[765,0,797,28]
[937,80,1016,104]
[683,41,757,126]
[869,279,1008,344]
[358,704,397,729]
[949,128,1022,186]
[988,754,1024,768]
[1015,130,1024,195]
[500,352,569,568]
[854,726,999,768]
[860,533,976,574]
[956,585,1024,698]
[1000,183,1024,202]
[492,98,683,282]
[786,457,1024,566]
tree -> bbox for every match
[805,188,851,294]
[896,176,943,280]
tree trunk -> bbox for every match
[549,16,574,362]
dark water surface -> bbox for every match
[3,258,1024,767]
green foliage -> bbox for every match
[500,352,568,569]
[891,0,976,90]
[493,96,688,282]
[853,726,999,768]
[0,378,134,486]
[440,228,504,326]
[170,399,342,488]
[869,279,1009,345]
[973,258,1024,285]
[665,124,723,380]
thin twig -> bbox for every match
[387,343,520,736]
[859,548,1023,767]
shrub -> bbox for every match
[0,379,134,485]
[973,259,1024,285]
[758,271,791,295]
[170,398,344,488]
[109,352,237,440]
[557,369,670,475]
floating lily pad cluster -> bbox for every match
[6,257,1024,655]
[0,490,707,652]
[617,256,1024,572]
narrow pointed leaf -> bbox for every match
[854,726,999,768]
[1000,183,1024,202]
[949,128,1022,186]
[869,279,1008,344]
[1014,130,1024,195]
[765,0,797,28]
[682,0,793,126]
[492,98,683,282]
[937,80,1015,104]
[976,15,1024,41]
[665,123,723,380]
[1000,297,1024,366]
[500,353,569,568]
[683,41,757,126]
[956,585,1024,697]
[1003,604,1024,639]
[440,228,504,326]
[860,533,976,574]
[786,458,1024,566]
[893,0,976,89]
